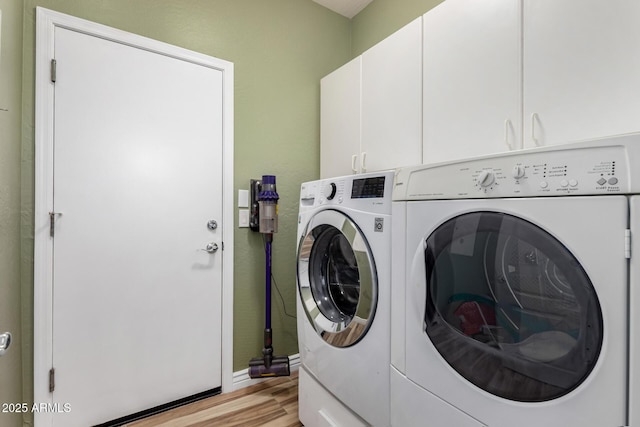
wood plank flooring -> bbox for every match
[127,371,302,427]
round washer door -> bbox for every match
[423,211,603,402]
[297,209,377,348]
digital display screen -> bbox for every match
[351,176,386,199]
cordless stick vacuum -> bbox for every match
[248,175,291,378]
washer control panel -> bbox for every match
[395,143,630,200]
[300,171,395,213]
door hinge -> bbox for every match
[49,367,55,393]
[50,59,57,83]
[49,212,62,238]
[625,229,631,259]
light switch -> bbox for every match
[238,209,249,228]
[238,189,249,208]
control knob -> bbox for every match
[324,182,337,200]
[477,170,495,188]
[512,165,525,179]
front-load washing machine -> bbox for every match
[391,134,640,427]
[297,171,393,427]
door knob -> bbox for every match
[0,332,11,357]
[202,242,219,253]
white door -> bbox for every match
[361,17,422,173]
[320,57,361,178]
[523,0,640,147]
[422,0,521,163]
[47,24,224,426]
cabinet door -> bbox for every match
[523,0,640,148]
[361,17,423,172]
[423,0,521,164]
[321,57,361,179]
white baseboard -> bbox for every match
[231,353,301,392]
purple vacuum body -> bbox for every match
[248,175,290,378]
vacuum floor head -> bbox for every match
[248,356,291,378]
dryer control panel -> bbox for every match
[394,134,640,200]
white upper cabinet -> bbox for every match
[523,0,640,148]
[320,18,422,178]
[361,17,423,173]
[323,0,640,175]
[320,57,361,179]
[422,0,521,164]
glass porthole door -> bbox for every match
[297,210,377,347]
[423,212,603,402]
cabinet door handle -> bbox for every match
[531,113,542,146]
[504,119,514,150]
[361,152,367,173]
[351,154,358,174]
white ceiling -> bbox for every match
[312,0,374,18]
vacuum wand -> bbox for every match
[248,175,290,378]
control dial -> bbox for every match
[477,170,495,188]
[324,182,337,200]
[512,165,525,179]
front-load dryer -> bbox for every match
[297,171,393,427]
[391,134,640,427]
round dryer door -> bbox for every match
[297,209,377,347]
[423,212,603,402]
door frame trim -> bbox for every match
[34,8,234,425]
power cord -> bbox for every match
[271,273,297,320]
[262,234,297,320]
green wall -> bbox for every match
[0,1,24,426]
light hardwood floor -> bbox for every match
[127,371,302,427]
